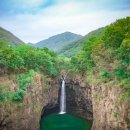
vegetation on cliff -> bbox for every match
[0,42,58,76]
[69,17,130,97]
[0,17,129,104]
[0,42,60,103]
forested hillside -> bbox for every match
[59,28,105,57]
[0,41,62,104]
[0,17,129,101]
[0,27,24,46]
[0,17,130,130]
[0,42,59,76]
[69,17,130,97]
[34,32,83,51]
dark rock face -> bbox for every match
[41,104,59,118]
[65,80,93,120]
[41,78,93,121]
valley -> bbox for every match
[0,17,130,130]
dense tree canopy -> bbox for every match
[0,17,130,103]
[70,17,130,97]
[0,42,58,76]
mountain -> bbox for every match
[27,42,34,46]
[59,27,105,57]
[0,27,24,46]
[34,32,83,51]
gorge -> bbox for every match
[0,72,129,130]
[0,17,130,130]
[40,78,92,130]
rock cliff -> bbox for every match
[92,82,130,130]
[0,74,59,130]
[66,74,130,130]
[0,73,129,130]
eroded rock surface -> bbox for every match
[0,74,59,130]
[65,76,93,120]
[92,82,130,130]
[0,73,130,130]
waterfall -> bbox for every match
[59,79,66,114]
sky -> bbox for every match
[0,0,130,43]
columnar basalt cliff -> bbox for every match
[41,75,93,120]
[0,73,93,130]
[66,74,130,130]
[0,73,130,130]
[65,75,93,120]
[92,83,130,130]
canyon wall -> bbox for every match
[65,75,93,120]
[0,73,130,130]
[92,82,130,130]
[67,74,130,130]
[0,74,59,130]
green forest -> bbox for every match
[0,0,130,129]
[0,17,130,103]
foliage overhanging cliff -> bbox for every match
[0,17,130,130]
[0,17,130,103]
[69,17,130,98]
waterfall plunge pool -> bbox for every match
[40,113,92,130]
[40,79,92,130]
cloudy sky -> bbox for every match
[0,0,130,43]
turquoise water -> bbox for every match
[40,113,92,130]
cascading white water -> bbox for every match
[59,79,66,114]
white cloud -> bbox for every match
[12,0,47,8]
[0,0,130,43]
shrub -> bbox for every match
[103,17,130,48]
[12,70,37,102]
[99,70,110,79]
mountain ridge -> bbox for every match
[0,27,25,46]
[34,32,83,51]
[59,27,105,57]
